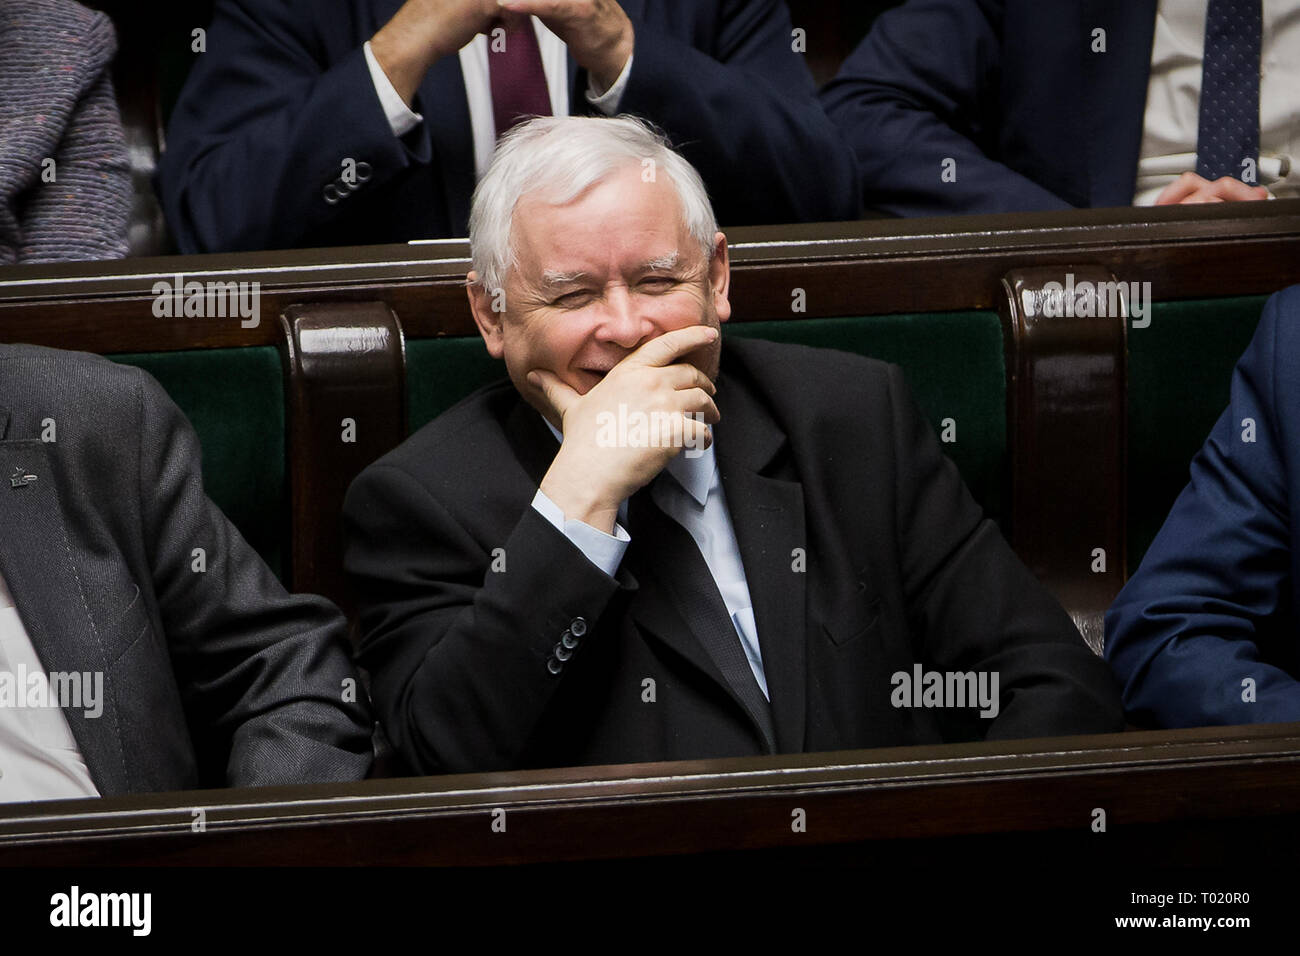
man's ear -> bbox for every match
[467,271,505,359]
[709,232,731,324]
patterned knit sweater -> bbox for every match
[0,0,131,264]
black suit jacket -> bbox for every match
[344,337,1122,774]
[0,345,373,796]
[157,0,860,253]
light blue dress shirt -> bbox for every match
[531,418,768,698]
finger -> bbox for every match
[689,389,722,425]
[627,325,719,369]
[1209,176,1271,202]
[656,362,717,395]
[1155,171,1207,205]
[1180,192,1226,204]
[527,368,580,417]
[499,0,571,19]
[493,9,530,31]
[672,384,720,422]
[681,416,714,452]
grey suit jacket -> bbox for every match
[0,345,372,796]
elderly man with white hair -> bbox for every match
[343,115,1122,775]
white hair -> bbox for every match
[468,115,718,294]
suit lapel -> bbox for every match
[0,417,128,795]
[625,553,756,717]
[624,501,777,750]
[1085,0,1159,207]
[503,399,560,489]
[420,53,476,236]
[712,370,808,753]
[567,46,583,114]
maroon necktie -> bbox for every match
[489,18,552,139]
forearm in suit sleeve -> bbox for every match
[157,0,431,253]
[886,364,1123,739]
[134,369,373,786]
[618,0,860,225]
[344,463,628,775]
[819,0,1073,217]
[1105,292,1300,727]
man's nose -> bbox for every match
[593,285,651,347]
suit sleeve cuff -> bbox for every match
[364,40,424,136]
[586,52,633,114]
[532,489,629,577]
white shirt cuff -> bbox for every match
[364,39,424,137]
[532,489,629,577]
[586,52,633,115]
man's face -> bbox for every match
[468,163,730,425]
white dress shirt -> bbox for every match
[1134,0,1300,204]
[531,419,769,699]
[364,18,634,181]
[0,571,100,803]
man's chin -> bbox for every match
[682,344,722,384]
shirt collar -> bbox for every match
[540,413,716,507]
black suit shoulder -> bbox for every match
[0,343,146,408]
[355,376,531,503]
[722,334,900,397]
[0,345,159,479]
[720,333,912,441]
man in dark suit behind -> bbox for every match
[343,115,1121,775]
[820,0,1286,217]
[156,0,859,254]
[0,347,373,801]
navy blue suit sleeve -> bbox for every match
[618,0,860,225]
[157,0,430,253]
[1106,289,1300,727]
[820,0,1073,216]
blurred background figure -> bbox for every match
[0,0,131,263]
[822,0,1294,217]
[156,0,859,254]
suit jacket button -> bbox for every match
[561,629,578,650]
[554,642,573,662]
[569,616,587,638]
[546,658,563,675]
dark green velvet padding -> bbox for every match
[406,310,1008,523]
[111,348,286,580]
[407,337,509,436]
[725,313,1007,522]
[1126,294,1270,570]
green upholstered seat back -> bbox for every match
[406,310,1008,523]
[407,337,509,438]
[111,348,286,580]
[1126,295,1271,569]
